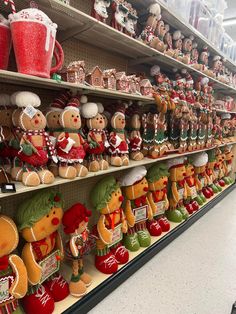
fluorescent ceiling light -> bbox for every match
[223,19,236,26]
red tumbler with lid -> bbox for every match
[9,8,64,78]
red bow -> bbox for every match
[111,209,121,230]
[134,195,147,207]
[0,255,9,271]
[153,188,167,202]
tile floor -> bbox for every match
[89,189,236,314]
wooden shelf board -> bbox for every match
[1,142,235,199]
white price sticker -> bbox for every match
[23,105,38,119]
[0,276,14,304]
[39,250,60,284]
[155,201,165,215]
[134,205,148,222]
[190,186,198,198]
[179,188,184,200]
[108,224,123,247]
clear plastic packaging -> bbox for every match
[172,0,191,21]
[220,32,234,58]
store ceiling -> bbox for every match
[224,0,236,40]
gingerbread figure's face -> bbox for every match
[87,113,105,130]
[21,206,63,242]
[194,165,206,174]
[183,38,192,52]
[169,165,186,182]
[148,176,168,192]
[111,112,125,129]
[225,151,234,161]
[0,216,19,257]
[130,114,141,129]
[46,110,61,129]
[0,108,14,127]
[146,15,158,30]
[124,177,149,200]
[20,109,46,131]
[174,38,182,50]
[100,187,123,214]
[60,109,81,130]
[185,164,195,177]
[156,20,166,37]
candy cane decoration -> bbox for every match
[3,0,16,13]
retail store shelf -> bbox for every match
[0,70,154,102]
[2,0,236,95]
[215,109,236,115]
[129,0,236,73]
[1,142,235,199]
[53,183,235,314]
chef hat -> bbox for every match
[120,166,147,187]
[0,94,11,107]
[192,152,208,167]
[15,91,41,108]
[81,102,98,119]
[167,157,185,169]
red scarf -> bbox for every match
[134,195,147,207]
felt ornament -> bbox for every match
[57,96,88,179]
[146,163,171,235]
[90,176,129,274]
[183,159,200,214]
[192,152,213,201]
[0,215,28,314]
[91,0,111,23]
[166,157,189,223]
[206,149,222,193]
[108,105,129,167]
[16,190,69,314]
[62,203,92,297]
[120,166,153,252]
[126,103,144,161]
[81,102,109,172]
[15,91,56,187]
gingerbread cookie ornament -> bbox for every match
[121,166,153,252]
[57,96,88,179]
[62,203,92,297]
[16,91,56,187]
[111,0,129,32]
[91,176,129,274]
[81,102,109,172]
[0,215,28,314]
[16,191,69,314]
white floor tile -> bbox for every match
[89,190,236,314]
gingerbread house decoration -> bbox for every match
[103,69,117,90]
[86,66,104,88]
[127,75,138,94]
[116,71,128,93]
[135,76,141,94]
[67,61,86,84]
[57,66,68,82]
[140,79,153,97]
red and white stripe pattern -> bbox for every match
[3,0,16,14]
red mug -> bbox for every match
[0,16,12,70]
[10,9,64,78]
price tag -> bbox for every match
[108,224,123,247]
[228,164,232,172]
[190,186,198,198]
[23,105,38,119]
[215,169,219,178]
[1,183,16,193]
[133,205,148,222]
[179,188,184,199]
[155,201,165,215]
[0,276,14,304]
[39,250,60,284]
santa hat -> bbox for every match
[120,166,147,187]
[113,103,127,117]
[81,102,98,119]
[0,94,11,108]
[167,157,185,169]
[15,91,41,108]
[51,91,71,110]
[150,65,160,77]
[192,152,208,167]
[62,203,92,234]
[64,95,88,111]
[213,55,221,62]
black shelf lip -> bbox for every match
[63,183,236,314]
